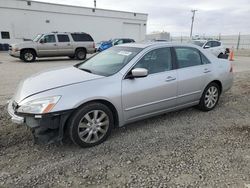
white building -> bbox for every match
[0,0,148,44]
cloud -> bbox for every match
[37,0,250,36]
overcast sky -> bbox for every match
[38,0,250,36]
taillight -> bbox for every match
[93,43,95,48]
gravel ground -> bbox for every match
[0,53,250,187]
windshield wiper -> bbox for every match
[79,68,92,73]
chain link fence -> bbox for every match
[171,34,250,50]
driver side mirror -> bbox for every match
[40,39,44,44]
[127,68,148,79]
[204,45,210,49]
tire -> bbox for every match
[197,82,221,111]
[75,48,86,60]
[21,50,36,62]
[68,102,114,147]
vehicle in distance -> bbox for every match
[9,32,96,62]
[97,38,135,51]
[8,42,233,147]
[191,40,228,58]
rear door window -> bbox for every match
[175,47,202,68]
[57,34,70,42]
[200,53,211,64]
[71,33,94,42]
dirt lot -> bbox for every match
[0,53,250,187]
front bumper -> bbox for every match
[7,100,24,124]
[9,50,20,58]
[7,100,73,143]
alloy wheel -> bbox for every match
[24,52,34,61]
[204,86,219,109]
[78,110,109,144]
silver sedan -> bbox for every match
[8,42,233,147]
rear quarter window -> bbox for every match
[71,34,94,42]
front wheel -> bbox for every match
[197,82,220,111]
[68,103,114,147]
[21,50,36,62]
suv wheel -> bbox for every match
[68,103,114,147]
[197,82,220,111]
[75,49,86,60]
[21,50,36,62]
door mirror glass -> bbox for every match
[131,68,148,78]
[204,45,210,49]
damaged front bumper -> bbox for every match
[7,100,73,144]
[7,100,24,124]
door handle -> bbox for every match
[165,76,176,82]
[53,44,57,46]
[67,44,71,46]
[203,68,211,73]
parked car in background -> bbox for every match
[95,41,107,51]
[8,42,233,147]
[9,32,96,62]
[97,38,135,51]
[191,40,228,58]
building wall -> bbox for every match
[0,0,148,44]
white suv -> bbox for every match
[191,40,227,58]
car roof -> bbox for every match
[119,42,200,49]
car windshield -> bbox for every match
[33,34,43,42]
[191,40,206,47]
[77,46,142,76]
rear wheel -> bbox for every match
[75,49,86,60]
[68,103,114,147]
[21,49,36,62]
[197,82,220,111]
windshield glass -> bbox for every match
[191,40,206,47]
[33,34,43,42]
[77,46,142,76]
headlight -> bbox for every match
[17,96,61,114]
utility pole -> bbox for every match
[94,0,96,8]
[190,9,197,39]
[236,32,241,50]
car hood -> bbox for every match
[14,66,104,103]
[11,41,36,48]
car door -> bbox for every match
[122,47,178,122]
[37,34,58,57]
[56,34,74,56]
[204,41,219,56]
[174,47,213,105]
[212,41,222,56]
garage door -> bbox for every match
[123,23,141,42]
